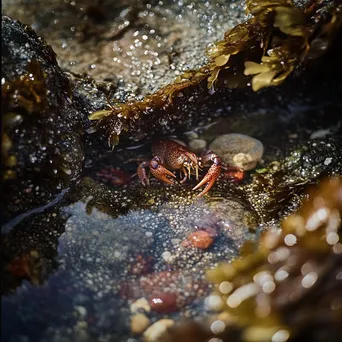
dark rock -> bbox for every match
[1,16,86,222]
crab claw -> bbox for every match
[150,156,176,185]
[193,153,221,197]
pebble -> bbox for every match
[130,297,151,313]
[209,133,264,170]
[130,313,150,334]
[188,139,207,153]
[143,319,175,342]
[162,251,172,263]
[74,306,87,319]
[185,230,214,249]
[148,292,178,313]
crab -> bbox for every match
[136,139,224,197]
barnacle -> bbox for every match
[89,0,342,148]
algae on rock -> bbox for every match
[89,0,342,148]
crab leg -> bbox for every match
[150,156,176,185]
[180,167,188,184]
[137,161,151,186]
[193,152,221,197]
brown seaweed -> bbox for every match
[162,176,342,342]
[1,60,48,180]
[211,176,342,341]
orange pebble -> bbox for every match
[187,230,214,249]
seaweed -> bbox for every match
[1,60,48,180]
[163,176,342,342]
[89,0,342,148]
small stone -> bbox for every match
[143,319,175,342]
[162,251,172,262]
[186,230,214,250]
[148,292,178,313]
[130,297,151,313]
[209,133,263,170]
[188,139,207,153]
[130,313,150,334]
[75,305,87,319]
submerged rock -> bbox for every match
[1,174,258,341]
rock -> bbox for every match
[143,319,175,342]
[148,292,178,313]
[1,16,86,222]
[130,313,150,334]
[130,298,151,314]
[188,139,207,154]
[185,230,214,250]
[184,131,199,140]
[209,133,264,170]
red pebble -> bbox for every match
[187,230,214,249]
[148,292,178,313]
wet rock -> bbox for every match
[243,137,342,221]
[209,134,264,170]
[188,139,207,154]
[3,0,245,98]
[143,319,175,342]
[130,313,150,334]
[1,16,86,222]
